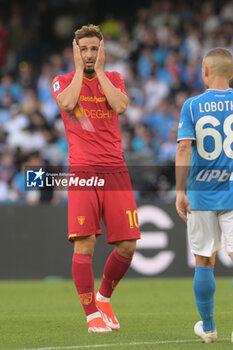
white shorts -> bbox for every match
[187,210,233,257]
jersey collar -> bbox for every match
[206,88,233,92]
[83,76,98,81]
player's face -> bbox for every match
[79,37,100,74]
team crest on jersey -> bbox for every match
[79,292,93,305]
[77,216,85,225]
[98,84,104,95]
[53,80,60,92]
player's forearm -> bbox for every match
[175,142,192,192]
[96,71,128,114]
[57,70,83,113]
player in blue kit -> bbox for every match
[175,47,233,343]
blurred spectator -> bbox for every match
[0,19,9,68]
[0,74,22,105]
[143,99,176,142]
[0,153,16,183]
[3,104,29,135]
[9,13,34,63]
[143,74,169,112]
[158,128,177,163]
[100,14,121,40]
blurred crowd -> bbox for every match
[0,0,233,204]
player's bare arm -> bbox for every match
[57,40,84,113]
[95,41,128,115]
[175,140,192,222]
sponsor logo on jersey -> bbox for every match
[75,107,84,117]
[74,106,113,119]
[196,168,233,182]
[53,81,60,92]
[80,95,106,103]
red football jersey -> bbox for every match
[52,71,126,167]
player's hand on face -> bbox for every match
[94,40,105,74]
[73,39,84,72]
[176,193,191,223]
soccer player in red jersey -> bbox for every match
[52,25,141,333]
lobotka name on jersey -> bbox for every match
[199,100,233,113]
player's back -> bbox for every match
[178,88,233,210]
[191,88,233,168]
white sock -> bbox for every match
[96,291,110,302]
[86,311,101,323]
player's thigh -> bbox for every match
[102,172,140,243]
[68,189,103,242]
[218,210,233,254]
[187,210,221,257]
[103,189,140,243]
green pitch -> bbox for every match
[0,278,232,350]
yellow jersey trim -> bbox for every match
[83,76,97,81]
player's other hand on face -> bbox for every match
[73,39,84,72]
[94,40,105,74]
[176,192,191,223]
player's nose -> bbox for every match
[86,49,93,58]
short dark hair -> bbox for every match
[74,24,103,43]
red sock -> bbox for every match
[72,253,98,317]
[99,249,132,298]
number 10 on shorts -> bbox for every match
[126,210,139,228]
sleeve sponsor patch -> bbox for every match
[53,80,61,92]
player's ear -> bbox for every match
[203,64,209,77]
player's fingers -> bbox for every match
[99,41,105,55]
[72,40,78,54]
[186,205,191,214]
[73,40,80,53]
[176,205,187,223]
[180,211,188,223]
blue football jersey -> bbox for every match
[177,88,233,210]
